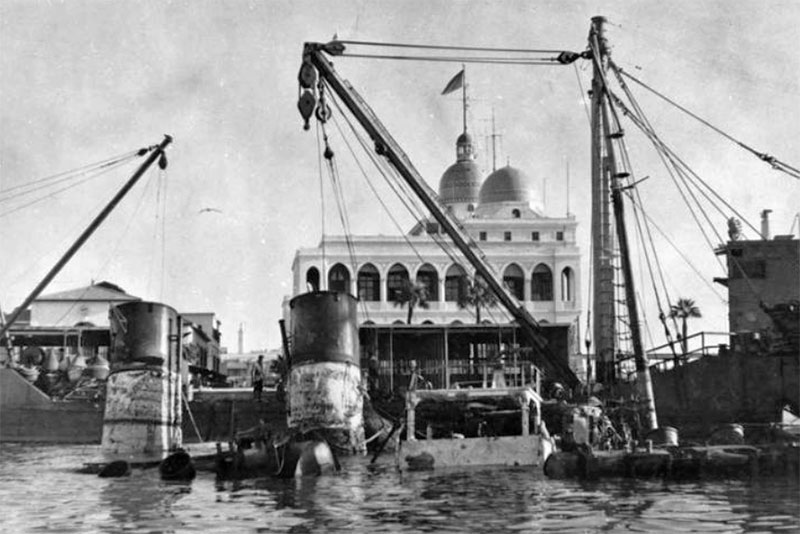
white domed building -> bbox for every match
[289,130,581,330]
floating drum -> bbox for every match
[288,291,364,453]
[710,423,745,445]
[102,301,182,458]
[645,426,679,448]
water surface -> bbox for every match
[1,444,798,533]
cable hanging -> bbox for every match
[617,65,800,180]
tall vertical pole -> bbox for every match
[589,17,616,386]
[600,105,658,431]
[461,64,468,134]
[0,135,173,341]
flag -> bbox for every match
[441,69,465,95]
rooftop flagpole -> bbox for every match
[462,63,468,134]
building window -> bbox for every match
[531,231,540,242]
[306,267,320,292]
[512,209,521,218]
[445,264,467,302]
[531,264,553,301]
[386,264,410,302]
[467,204,475,212]
[556,231,564,241]
[504,231,512,242]
[328,263,351,294]
[503,264,525,300]
[561,267,574,301]
[479,231,487,241]
[357,263,380,301]
[416,263,439,301]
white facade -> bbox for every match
[288,131,582,330]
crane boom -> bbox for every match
[299,42,579,387]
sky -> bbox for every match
[1,0,798,353]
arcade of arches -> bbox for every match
[306,261,576,304]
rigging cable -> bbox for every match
[610,66,762,238]
[337,53,561,66]
[336,40,567,54]
[623,191,726,303]
[326,84,513,324]
[0,155,141,219]
[610,92,741,260]
[328,84,471,274]
[573,63,592,127]
[619,68,800,180]
[52,165,162,327]
[315,120,328,288]
[321,124,360,283]
[0,149,141,198]
[607,74,720,340]
[603,96,681,353]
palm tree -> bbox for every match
[669,298,702,356]
[457,274,498,324]
[393,280,430,324]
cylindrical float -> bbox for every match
[102,301,182,458]
[288,291,364,453]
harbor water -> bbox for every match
[1,444,798,533]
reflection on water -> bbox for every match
[1,444,798,533]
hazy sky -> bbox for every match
[1,0,798,352]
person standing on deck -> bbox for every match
[251,355,266,402]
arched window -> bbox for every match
[502,263,525,300]
[531,264,553,301]
[328,263,351,294]
[306,267,320,292]
[561,267,574,301]
[444,264,467,302]
[512,209,521,218]
[357,263,380,301]
[386,264,409,302]
[416,263,439,301]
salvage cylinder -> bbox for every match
[287,291,364,451]
[102,301,182,458]
[108,301,178,366]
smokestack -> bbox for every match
[238,323,244,354]
[761,209,772,240]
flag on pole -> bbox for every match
[441,69,465,95]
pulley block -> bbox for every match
[298,61,317,89]
[297,89,316,130]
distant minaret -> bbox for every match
[237,323,244,354]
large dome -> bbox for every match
[478,165,535,204]
[439,160,481,204]
[438,131,481,205]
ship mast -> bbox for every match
[589,17,616,386]
[588,17,657,430]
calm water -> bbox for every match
[1,444,798,533]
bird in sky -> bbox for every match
[198,207,222,214]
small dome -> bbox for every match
[456,132,473,147]
[478,165,535,204]
[439,160,481,204]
